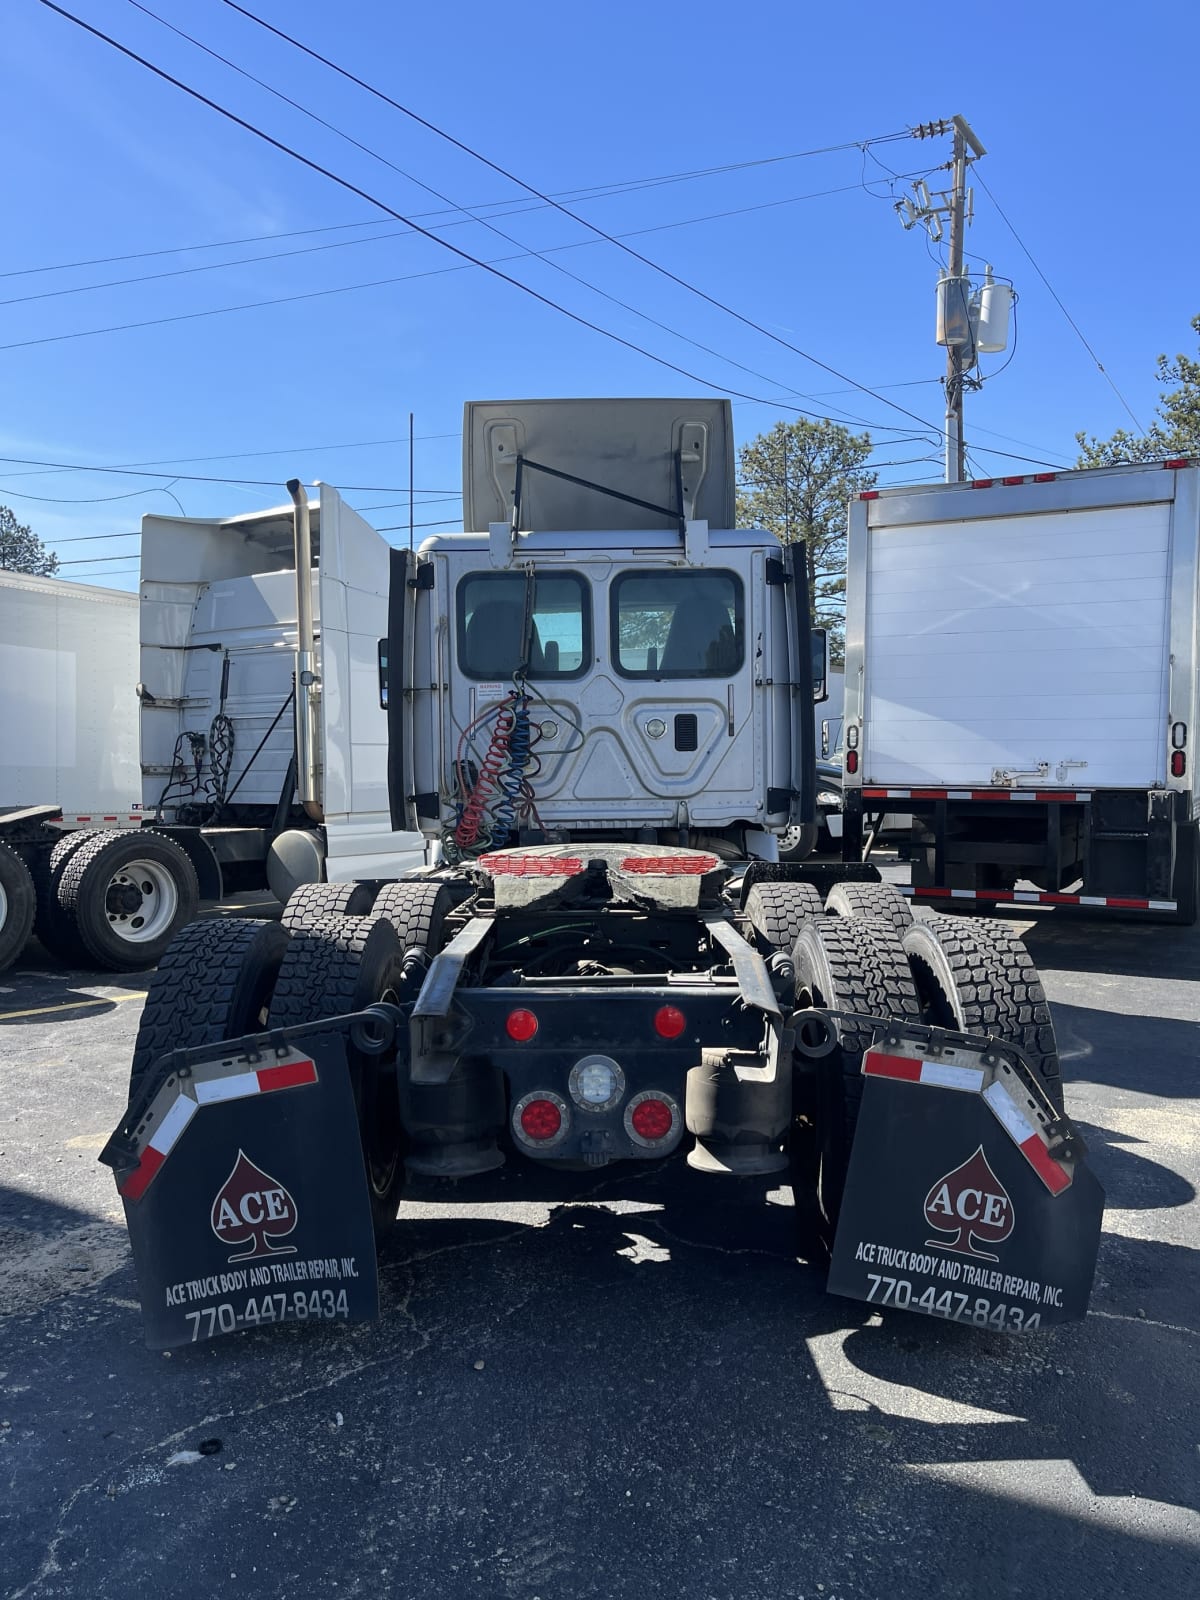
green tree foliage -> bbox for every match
[735,418,875,662]
[1077,313,1200,466]
[0,506,58,576]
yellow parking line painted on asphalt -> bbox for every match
[0,992,144,1022]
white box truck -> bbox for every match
[840,458,1199,922]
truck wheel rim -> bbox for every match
[104,860,178,943]
[0,883,7,928]
[780,826,806,850]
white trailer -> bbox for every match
[0,572,143,970]
[0,571,140,825]
[841,459,1199,922]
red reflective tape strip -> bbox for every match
[76,815,92,821]
[102,815,117,821]
[619,855,720,875]
[1020,1134,1071,1195]
[257,1058,318,1093]
[480,854,584,877]
[120,1145,165,1200]
[863,1051,922,1082]
[118,1093,197,1199]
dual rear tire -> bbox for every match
[130,880,453,1250]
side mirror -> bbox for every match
[810,629,828,704]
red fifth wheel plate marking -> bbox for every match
[861,1049,1071,1195]
[119,1059,319,1201]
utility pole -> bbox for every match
[943,121,969,483]
[903,115,988,482]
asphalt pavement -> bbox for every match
[1,887,1197,1600]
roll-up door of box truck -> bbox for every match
[862,502,1172,789]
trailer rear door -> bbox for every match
[860,497,1174,789]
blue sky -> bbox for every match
[5,0,1198,590]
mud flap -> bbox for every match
[100,1034,379,1349]
[827,1039,1104,1329]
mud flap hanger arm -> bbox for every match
[99,1004,406,1182]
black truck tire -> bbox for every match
[370,880,455,953]
[280,880,380,931]
[56,830,199,972]
[742,881,824,954]
[901,917,1064,1111]
[33,830,103,966]
[824,880,913,937]
[0,843,36,973]
[791,916,921,1244]
[269,916,409,1244]
[129,918,291,1104]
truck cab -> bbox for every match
[389,398,821,862]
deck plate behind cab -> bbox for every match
[478,843,725,909]
[828,1044,1104,1329]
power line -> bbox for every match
[220,0,945,442]
[34,4,930,441]
[3,140,905,282]
[0,451,440,493]
[125,0,908,438]
[0,182,926,411]
[974,171,1144,433]
[0,433,463,483]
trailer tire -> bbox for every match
[129,918,291,1104]
[0,843,36,973]
[791,916,921,1247]
[370,880,455,954]
[743,881,823,954]
[824,880,913,937]
[32,831,104,966]
[56,830,199,971]
[269,916,409,1245]
[901,917,1064,1111]
[280,880,380,931]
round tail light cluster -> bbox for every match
[623,1091,681,1148]
[512,1090,568,1148]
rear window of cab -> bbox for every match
[610,569,744,677]
[456,571,589,679]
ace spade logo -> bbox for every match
[211,1151,299,1263]
[924,1146,1014,1261]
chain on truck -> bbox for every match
[95,400,1104,1348]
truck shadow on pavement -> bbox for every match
[1020,915,1200,981]
[1054,1001,1200,1099]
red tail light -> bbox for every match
[506,1008,538,1042]
[519,1098,562,1140]
[846,749,859,774]
[1171,750,1186,778]
[630,1098,673,1140]
[653,1005,686,1039]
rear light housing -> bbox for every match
[1171,750,1186,778]
[845,749,859,774]
[624,1091,681,1148]
[512,1091,569,1147]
